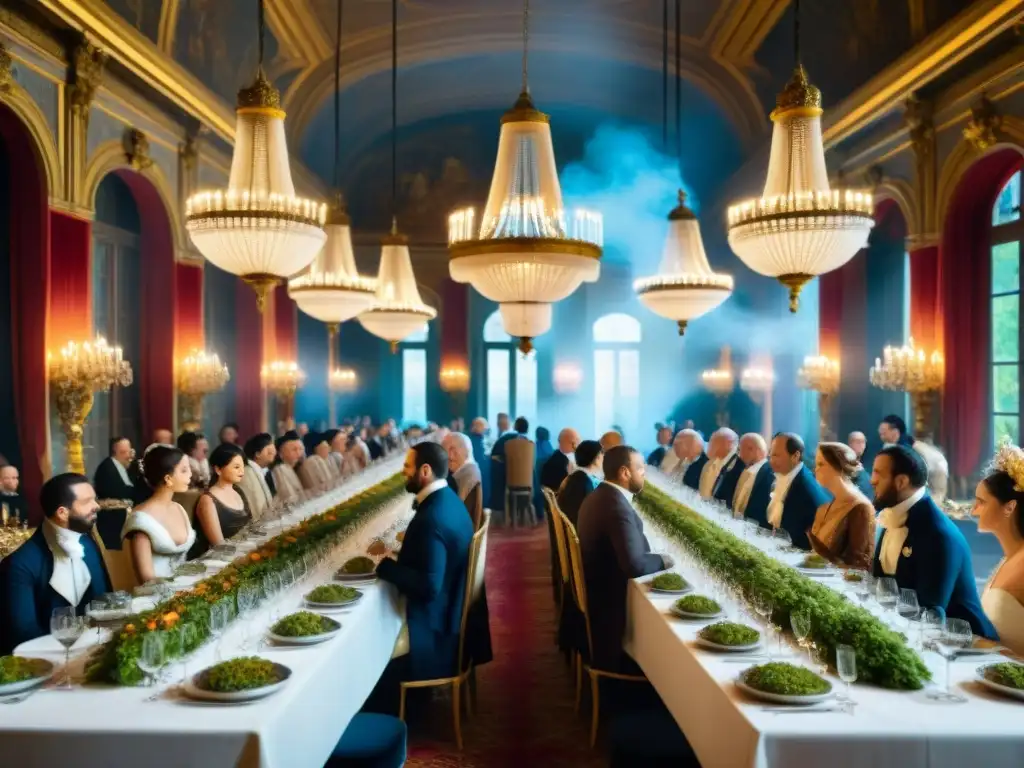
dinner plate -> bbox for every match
[694,636,761,653]
[0,659,54,696]
[795,567,836,577]
[267,625,342,646]
[183,662,291,703]
[670,606,724,621]
[303,590,364,610]
[735,678,834,706]
[335,571,376,583]
[975,664,1024,701]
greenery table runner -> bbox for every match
[635,483,930,690]
[87,472,406,685]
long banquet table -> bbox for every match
[625,474,1024,768]
[0,456,411,768]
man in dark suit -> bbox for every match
[646,425,673,467]
[871,445,996,638]
[682,440,708,491]
[577,445,671,674]
[368,442,474,713]
[541,427,580,491]
[0,473,111,654]
[94,436,145,505]
[848,430,874,501]
[734,433,773,520]
[712,434,746,508]
[765,433,830,550]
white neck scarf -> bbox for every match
[767,464,802,529]
[113,459,133,487]
[878,486,926,575]
[42,518,92,607]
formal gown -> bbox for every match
[982,560,1024,655]
[189,490,252,560]
[121,506,196,578]
[808,496,875,570]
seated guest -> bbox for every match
[152,428,173,446]
[271,431,305,502]
[122,445,196,582]
[671,429,707,491]
[345,434,370,474]
[299,432,333,490]
[190,443,251,559]
[177,431,210,490]
[873,444,995,637]
[808,442,875,570]
[765,432,830,550]
[879,414,949,504]
[469,418,490,503]
[541,428,580,491]
[240,433,276,522]
[599,430,623,451]
[646,425,673,468]
[701,428,740,501]
[847,431,874,499]
[368,442,474,713]
[0,464,28,524]
[443,432,481,502]
[973,443,1024,654]
[218,423,240,446]
[323,429,346,477]
[94,436,146,505]
[557,440,603,526]
[489,415,526,510]
[577,445,671,674]
[0,474,110,654]
[733,433,772,518]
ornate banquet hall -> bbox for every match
[1,0,1024,765]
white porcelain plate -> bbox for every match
[266,625,342,646]
[694,636,761,653]
[795,567,836,577]
[303,590,363,609]
[670,606,725,621]
[0,659,54,697]
[975,664,1024,701]
[183,662,291,703]
[735,677,834,706]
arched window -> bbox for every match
[992,169,1023,447]
[402,324,429,425]
[593,313,641,441]
[483,310,537,428]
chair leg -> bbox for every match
[452,680,463,750]
[469,666,478,713]
[574,654,582,713]
[589,672,600,748]
[398,684,407,722]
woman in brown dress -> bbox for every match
[189,442,252,559]
[808,442,876,570]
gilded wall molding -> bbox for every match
[157,0,180,56]
[903,94,939,238]
[0,42,12,93]
[67,40,106,120]
[875,177,922,241]
[0,73,64,201]
[962,95,1004,151]
[122,126,153,171]
[706,0,790,62]
[265,0,330,66]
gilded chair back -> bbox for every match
[470,509,491,604]
[464,482,484,532]
[544,488,570,586]
[560,511,594,663]
[504,438,535,488]
[92,528,138,592]
[457,514,489,672]
[172,491,202,524]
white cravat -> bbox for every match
[699,455,721,499]
[113,460,133,487]
[733,458,766,517]
[660,451,681,474]
[767,464,802,529]
[42,518,91,607]
[878,486,926,575]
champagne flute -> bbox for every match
[898,588,921,636]
[50,608,85,690]
[836,644,857,711]
[137,632,166,689]
[178,624,198,688]
[928,618,973,703]
[790,610,813,665]
[209,599,229,662]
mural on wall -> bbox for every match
[104,0,162,44]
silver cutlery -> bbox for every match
[1,688,42,704]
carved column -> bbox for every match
[64,39,106,209]
[0,42,13,94]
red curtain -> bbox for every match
[234,280,264,438]
[273,283,296,360]
[174,262,204,356]
[440,279,469,366]
[48,212,91,347]
[909,245,940,352]
[818,271,844,360]
[118,172,175,442]
[940,148,1023,477]
[0,108,50,523]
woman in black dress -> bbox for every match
[189,443,252,559]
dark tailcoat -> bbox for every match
[712,454,746,508]
[776,466,831,551]
[682,453,709,491]
[487,432,519,510]
[557,470,597,527]
[94,457,145,505]
[742,463,775,527]
[540,451,571,492]
[646,446,667,467]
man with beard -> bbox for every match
[366,442,474,715]
[0,474,110,653]
[871,444,995,638]
[577,445,672,674]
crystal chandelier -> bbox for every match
[176,349,230,432]
[358,0,436,351]
[740,366,775,394]
[701,369,734,397]
[798,355,840,396]
[439,361,470,393]
[726,0,873,312]
[185,0,326,312]
[869,338,943,393]
[261,361,307,396]
[447,0,602,353]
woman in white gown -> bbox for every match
[973,442,1024,655]
[121,445,196,583]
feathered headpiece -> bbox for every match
[992,439,1024,491]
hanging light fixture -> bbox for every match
[358,0,436,351]
[446,0,602,353]
[635,1,732,335]
[185,0,326,311]
[726,0,873,312]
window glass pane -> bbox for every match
[486,348,510,428]
[405,324,429,344]
[992,242,1020,295]
[515,349,538,429]
[594,349,615,435]
[593,313,642,343]
[992,364,1019,414]
[402,348,427,425]
[615,350,640,442]
[483,311,511,343]
[992,294,1020,363]
[992,170,1021,226]
[995,414,1020,449]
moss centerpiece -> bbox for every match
[0,656,50,685]
[741,662,832,696]
[270,611,339,638]
[673,595,722,616]
[698,622,760,647]
[651,573,689,592]
[984,662,1024,690]
[341,556,376,575]
[197,657,285,693]
[306,584,361,605]
[801,553,829,569]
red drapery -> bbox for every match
[440,279,469,366]
[48,212,91,347]
[118,172,175,442]
[818,271,844,360]
[909,245,940,351]
[0,108,50,523]
[272,283,296,361]
[174,262,204,355]
[940,148,1023,477]
[234,280,264,438]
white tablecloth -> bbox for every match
[625,475,1024,768]
[1,458,410,768]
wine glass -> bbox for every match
[137,632,166,689]
[772,527,792,552]
[836,644,857,710]
[50,608,85,690]
[898,588,921,635]
[178,624,198,688]
[928,617,973,703]
[209,599,229,661]
[86,600,108,646]
[237,583,259,649]
[811,643,830,677]
[790,610,813,664]
[850,571,873,604]
[875,577,899,619]
[919,608,944,650]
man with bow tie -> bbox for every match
[0,474,110,654]
[871,445,995,637]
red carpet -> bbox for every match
[405,526,606,767]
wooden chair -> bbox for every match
[172,491,202,525]
[504,438,536,528]
[559,511,647,747]
[543,488,571,627]
[463,482,484,532]
[91,528,138,593]
[398,512,490,749]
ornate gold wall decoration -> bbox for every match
[68,40,107,117]
[0,42,12,94]
[903,93,938,238]
[903,94,934,159]
[122,126,153,170]
[962,95,1003,152]
[865,165,884,189]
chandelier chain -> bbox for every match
[333,0,343,191]
[391,0,398,220]
[662,0,668,152]
[675,0,681,165]
[521,0,529,93]
[794,0,801,67]
[257,0,265,69]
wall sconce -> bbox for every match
[553,361,583,394]
[439,361,470,393]
[329,367,358,393]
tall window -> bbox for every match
[483,311,537,428]
[593,313,641,441]
[992,170,1022,447]
[402,325,428,426]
